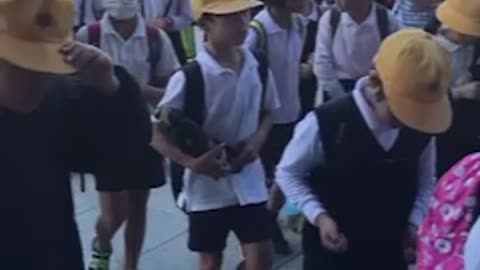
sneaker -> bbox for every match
[88,239,112,270]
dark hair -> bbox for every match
[263,0,286,7]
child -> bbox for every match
[152,0,279,269]
[393,0,441,29]
[423,0,480,176]
[245,0,306,255]
[75,1,179,269]
[277,29,452,270]
[0,0,161,269]
[314,0,399,102]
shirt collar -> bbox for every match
[342,3,377,27]
[100,13,147,38]
[258,9,303,34]
[196,46,259,75]
[352,77,398,133]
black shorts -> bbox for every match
[95,146,165,192]
[188,203,271,252]
[260,123,296,180]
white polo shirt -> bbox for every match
[276,77,436,226]
[76,14,180,86]
[245,10,305,125]
[142,0,193,30]
[314,4,399,84]
[159,47,280,212]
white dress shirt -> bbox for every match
[313,4,399,96]
[465,217,480,270]
[142,0,193,30]
[245,10,305,125]
[276,77,436,226]
[158,47,280,212]
[436,33,476,87]
[76,14,180,86]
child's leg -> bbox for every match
[233,204,273,270]
[123,189,150,270]
[189,207,232,270]
[95,191,127,251]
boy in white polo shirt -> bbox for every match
[152,0,279,269]
[76,1,180,269]
[314,0,399,102]
[245,0,306,255]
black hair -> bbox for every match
[263,0,286,7]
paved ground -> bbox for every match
[73,174,303,270]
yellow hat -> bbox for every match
[0,0,76,74]
[437,0,480,37]
[192,0,263,20]
[375,29,452,134]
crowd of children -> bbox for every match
[2,0,480,270]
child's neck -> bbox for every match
[268,6,291,29]
[205,42,242,73]
[110,16,138,41]
[348,2,372,24]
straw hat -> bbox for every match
[192,0,263,20]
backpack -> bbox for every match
[329,3,390,41]
[418,153,480,270]
[168,50,269,212]
[86,22,162,85]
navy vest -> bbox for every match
[307,95,430,268]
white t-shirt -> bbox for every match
[465,217,480,270]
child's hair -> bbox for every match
[263,0,286,7]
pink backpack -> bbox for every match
[418,153,480,270]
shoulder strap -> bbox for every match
[250,20,267,52]
[251,49,268,111]
[146,25,162,85]
[182,61,205,126]
[375,4,390,40]
[79,0,86,28]
[180,25,197,62]
[329,6,341,41]
[162,0,174,18]
[87,22,101,48]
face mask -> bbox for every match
[103,0,139,20]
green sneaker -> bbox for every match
[88,239,112,270]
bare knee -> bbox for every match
[199,253,222,270]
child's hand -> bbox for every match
[316,213,349,253]
[188,144,230,179]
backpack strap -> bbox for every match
[470,42,480,80]
[78,0,86,30]
[180,25,197,63]
[375,4,390,40]
[250,20,267,52]
[251,49,268,113]
[182,61,206,126]
[146,25,162,85]
[329,6,342,41]
[87,22,101,48]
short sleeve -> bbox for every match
[155,29,181,78]
[157,70,187,110]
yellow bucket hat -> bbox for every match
[0,0,76,74]
[437,0,480,37]
[192,0,263,20]
[375,29,453,134]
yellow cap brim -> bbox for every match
[201,0,263,18]
[0,34,76,74]
[385,86,452,134]
[437,1,480,37]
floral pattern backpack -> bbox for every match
[418,153,480,270]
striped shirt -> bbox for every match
[393,0,437,29]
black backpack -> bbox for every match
[329,3,390,41]
[168,50,269,212]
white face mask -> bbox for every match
[103,0,139,20]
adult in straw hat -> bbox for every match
[276,29,452,270]
[0,0,163,269]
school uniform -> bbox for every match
[75,14,179,191]
[393,0,439,29]
[314,3,399,99]
[245,9,305,179]
[300,2,323,117]
[76,13,180,87]
[276,77,435,270]
[159,47,280,252]
[435,33,480,176]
